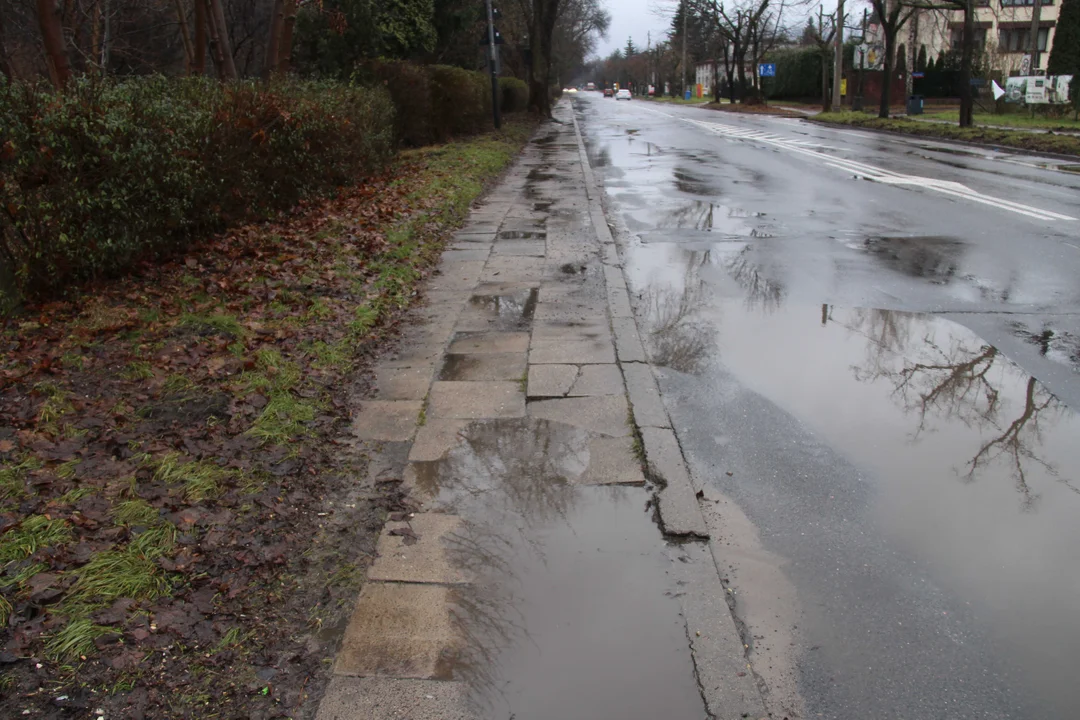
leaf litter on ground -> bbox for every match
[0,118,534,717]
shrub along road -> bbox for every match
[0,118,534,717]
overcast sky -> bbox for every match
[592,0,850,61]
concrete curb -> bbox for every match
[569,100,769,719]
[568,105,711,542]
[805,117,1080,164]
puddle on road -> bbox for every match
[417,418,706,720]
[1009,320,1080,374]
[855,235,965,283]
[704,301,1080,714]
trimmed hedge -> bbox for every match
[499,77,529,113]
[365,61,529,146]
[0,77,395,300]
[761,47,825,99]
[430,65,491,139]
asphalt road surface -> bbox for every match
[574,93,1080,719]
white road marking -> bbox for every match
[637,106,1076,222]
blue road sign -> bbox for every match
[759,63,776,78]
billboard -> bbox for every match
[855,44,885,71]
[1004,75,1073,104]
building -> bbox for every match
[695,60,717,97]
[867,0,1062,78]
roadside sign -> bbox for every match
[911,71,925,79]
[840,78,847,96]
[759,63,776,78]
[1020,54,1032,75]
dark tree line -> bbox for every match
[0,0,609,116]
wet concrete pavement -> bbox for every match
[577,93,1080,718]
[318,103,765,719]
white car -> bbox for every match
[615,89,632,100]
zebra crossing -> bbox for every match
[683,118,828,149]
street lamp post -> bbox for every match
[485,0,501,129]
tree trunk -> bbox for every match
[37,0,71,88]
[528,0,561,117]
[276,0,297,74]
[958,0,974,127]
[173,0,195,74]
[879,26,895,118]
[206,0,237,79]
[90,0,103,75]
[0,9,16,81]
[264,0,284,79]
[192,0,206,75]
[822,49,832,111]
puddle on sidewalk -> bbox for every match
[462,288,538,331]
[415,418,706,720]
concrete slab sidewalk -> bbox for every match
[317,101,766,720]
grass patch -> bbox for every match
[248,394,317,446]
[813,111,1080,157]
[67,546,171,607]
[920,109,1080,131]
[1,561,49,590]
[0,516,73,562]
[0,456,43,500]
[55,459,80,479]
[179,313,246,339]
[56,486,94,505]
[121,361,154,381]
[645,95,710,104]
[35,381,73,424]
[45,618,113,662]
[112,499,161,526]
[151,452,231,502]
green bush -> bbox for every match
[499,77,529,113]
[429,65,491,140]
[0,76,395,301]
[364,60,435,146]
[761,47,824,99]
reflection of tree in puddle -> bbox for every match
[425,418,600,710]
[843,308,1077,510]
[641,251,716,373]
[725,246,786,312]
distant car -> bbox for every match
[615,89,632,101]
[603,88,614,97]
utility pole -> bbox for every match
[485,0,501,129]
[854,8,867,111]
[682,1,688,97]
[1028,0,1043,72]
[832,0,844,108]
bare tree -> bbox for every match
[0,8,15,80]
[37,0,71,87]
[206,0,237,78]
[903,0,976,126]
[527,0,565,116]
[806,4,836,111]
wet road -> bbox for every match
[575,93,1080,718]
